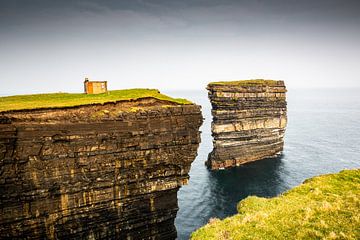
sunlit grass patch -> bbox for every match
[0,88,192,112]
[191,169,360,240]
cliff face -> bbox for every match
[206,80,287,170]
[0,98,202,239]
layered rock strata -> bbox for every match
[206,80,287,170]
[0,97,202,239]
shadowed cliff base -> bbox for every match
[191,169,360,239]
[0,91,203,239]
[206,79,287,170]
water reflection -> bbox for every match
[207,156,287,219]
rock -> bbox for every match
[0,98,203,239]
[206,80,287,170]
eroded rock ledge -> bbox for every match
[0,97,203,239]
[206,80,287,170]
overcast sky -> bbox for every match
[1,0,360,94]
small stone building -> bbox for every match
[84,78,107,94]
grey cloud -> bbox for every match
[0,0,360,93]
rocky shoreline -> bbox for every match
[206,80,287,170]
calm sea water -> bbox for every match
[163,89,360,240]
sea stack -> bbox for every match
[206,80,287,170]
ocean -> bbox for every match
[163,89,360,240]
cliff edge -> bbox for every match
[0,90,203,239]
[206,80,287,170]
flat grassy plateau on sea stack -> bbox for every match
[208,79,283,86]
[191,169,360,240]
[0,89,192,112]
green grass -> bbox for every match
[191,169,360,240]
[208,79,281,86]
[0,89,192,112]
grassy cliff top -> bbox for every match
[208,79,283,86]
[0,89,192,112]
[192,169,360,240]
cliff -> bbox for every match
[0,93,203,239]
[191,169,360,239]
[206,80,287,170]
